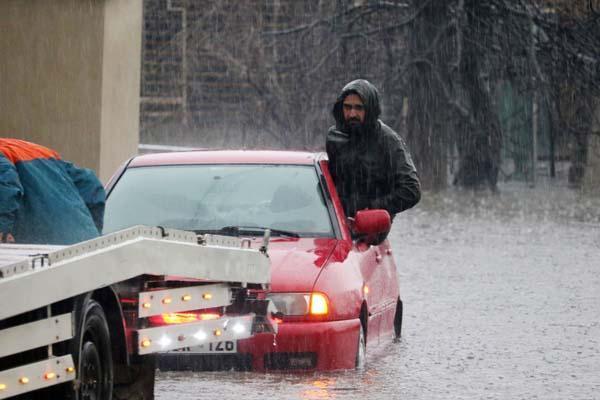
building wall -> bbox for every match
[0,0,142,182]
[100,0,143,181]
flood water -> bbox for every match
[156,182,600,400]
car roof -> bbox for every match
[129,150,326,167]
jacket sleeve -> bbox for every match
[63,162,106,232]
[372,133,421,216]
[0,153,24,234]
[325,127,348,183]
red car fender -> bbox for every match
[310,240,364,321]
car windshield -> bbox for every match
[103,164,334,237]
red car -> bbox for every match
[104,150,403,371]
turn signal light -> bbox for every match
[155,312,221,325]
[199,313,220,321]
[309,293,329,315]
[162,313,198,324]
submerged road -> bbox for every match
[156,183,600,399]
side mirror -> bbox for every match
[352,209,391,245]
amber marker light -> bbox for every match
[19,377,29,384]
[309,293,329,315]
[44,372,56,380]
[142,302,152,309]
[199,313,220,321]
[0,383,6,390]
[363,285,370,295]
[141,339,152,348]
[202,293,213,300]
[213,329,222,337]
[66,367,75,374]
[181,294,192,302]
[161,312,198,324]
[162,297,172,305]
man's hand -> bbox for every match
[0,232,15,243]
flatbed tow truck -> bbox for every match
[0,226,275,399]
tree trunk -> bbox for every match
[453,0,502,190]
[567,107,592,187]
[406,2,449,191]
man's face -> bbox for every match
[342,94,365,126]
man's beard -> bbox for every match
[342,119,365,136]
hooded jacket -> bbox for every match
[326,79,421,218]
[0,138,105,244]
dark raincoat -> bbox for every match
[0,138,105,245]
[326,79,421,218]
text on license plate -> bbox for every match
[173,340,237,354]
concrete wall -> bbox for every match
[99,0,143,180]
[0,0,142,182]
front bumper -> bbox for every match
[238,318,361,371]
[156,318,361,371]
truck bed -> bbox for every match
[0,244,63,269]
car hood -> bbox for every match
[265,237,339,292]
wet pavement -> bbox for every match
[156,182,600,399]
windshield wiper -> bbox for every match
[218,225,300,238]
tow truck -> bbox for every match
[0,226,275,399]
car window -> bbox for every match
[103,164,334,237]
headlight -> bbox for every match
[267,293,309,316]
[267,292,329,316]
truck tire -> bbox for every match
[69,299,114,400]
[113,356,156,400]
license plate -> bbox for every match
[172,340,237,354]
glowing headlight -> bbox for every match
[233,323,245,335]
[158,335,172,348]
[194,330,207,341]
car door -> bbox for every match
[374,238,399,338]
[354,240,390,345]
[318,158,390,344]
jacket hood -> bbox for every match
[332,79,381,132]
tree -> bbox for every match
[141,0,599,190]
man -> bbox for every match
[326,79,421,222]
[0,138,105,245]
